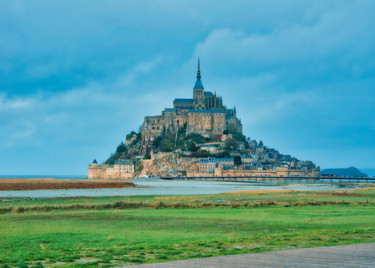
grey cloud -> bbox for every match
[1,0,374,174]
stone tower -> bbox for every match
[193,57,206,110]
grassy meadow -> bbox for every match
[1,187,375,267]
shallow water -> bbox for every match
[0,179,356,198]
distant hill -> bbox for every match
[321,167,368,177]
[360,168,375,177]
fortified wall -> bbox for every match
[88,159,135,179]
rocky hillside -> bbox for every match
[103,127,318,176]
[140,152,200,176]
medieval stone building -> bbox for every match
[141,58,242,143]
[88,159,135,179]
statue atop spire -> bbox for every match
[194,55,204,89]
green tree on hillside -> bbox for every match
[225,138,239,151]
[184,133,207,144]
[116,142,127,153]
[306,161,316,169]
[234,155,242,166]
[188,142,198,152]
[126,131,136,141]
[159,134,174,152]
[152,136,163,149]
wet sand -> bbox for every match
[0,179,135,190]
[0,179,358,198]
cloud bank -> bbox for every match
[0,0,374,174]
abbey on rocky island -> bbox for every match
[141,57,242,144]
[88,57,320,179]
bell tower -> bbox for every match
[193,56,205,110]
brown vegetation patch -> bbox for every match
[353,186,375,191]
[1,199,375,214]
[0,179,135,191]
[317,190,375,197]
[329,193,374,197]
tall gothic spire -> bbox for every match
[197,56,201,79]
[194,56,204,89]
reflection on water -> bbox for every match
[0,179,358,198]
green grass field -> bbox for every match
[1,187,375,267]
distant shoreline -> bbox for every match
[0,179,135,191]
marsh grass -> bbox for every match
[0,198,373,215]
[0,187,375,267]
[2,186,375,211]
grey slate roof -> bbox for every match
[194,78,204,89]
[114,159,133,165]
[173,98,194,104]
[217,158,234,162]
[200,158,217,164]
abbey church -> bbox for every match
[141,58,242,143]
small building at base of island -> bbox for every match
[87,159,135,179]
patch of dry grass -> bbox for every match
[0,179,135,190]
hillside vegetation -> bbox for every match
[103,126,316,173]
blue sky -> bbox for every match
[1,0,374,175]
